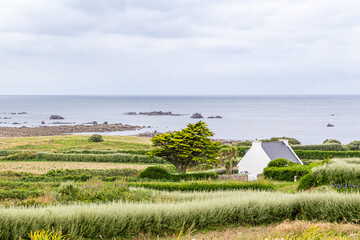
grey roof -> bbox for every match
[261,142,301,164]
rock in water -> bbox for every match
[327,123,335,127]
[124,112,137,115]
[41,121,45,124]
[50,115,64,120]
[208,115,222,119]
[191,113,204,119]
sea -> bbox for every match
[0,95,359,145]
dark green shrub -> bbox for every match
[292,144,345,151]
[323,139,341,145]
[88,134,104,142]
[138,167,172,180]
[267,158,294,168]
[4,152,37,160]
[263,165,310,181]
[174,172,218,181]
[294,150,360,160]
[347,141,360,151]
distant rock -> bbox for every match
[92,121,98,125]
[10,113,16,115]
[103,121,108,125]
[18,112,28,115]
[41,121,45,125]
[50,115,64,120]
[124,112,137,115]
[327,123,335,127]
[208,115,222,119]
[51,122,74,125]
[191,113,204,119]
[330,114,335,116]
[12,122,21,125]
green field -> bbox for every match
[0,135,359,239]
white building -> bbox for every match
[237,139,303,180]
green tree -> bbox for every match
[148,121,221,173]
[219,146,239,175]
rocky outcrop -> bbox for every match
[327,123,335,127]
[138,111,182,116]
[124,112,137,115]
[0,123,144,137]
[208,115,222,119]
[50,115,64,120]
[51,122,74,125]
[41,121,45,125]
[18,112,28,115]
[191,113,204,119]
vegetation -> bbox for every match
[219,146,239,175]
[149,121,221,173]
[262,137,301,145]
[323,139,341,145]
[1,191,360,239]
[88,134,104,142]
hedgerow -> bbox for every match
[294,150,360,160]
[128,181,275,191]
[0,191,359,239]
[34,153,165,163]
[63,149,150,155]
[291,144,345,151]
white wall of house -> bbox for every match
[237,140,271,177]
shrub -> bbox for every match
[4,152,37,160]
[64,149,150,155]
[294,150,360,160]
[323,139,341,145]
[34,153,165,164]
[347,141,360,151]
[88,134,104,142]
[263,165,310,182]
[292,144,345,151]
[263,137,301,145]
[129,181,275,191]
[267,158,294,168]
[138,167,172,180]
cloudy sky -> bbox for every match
[0,0,359,95]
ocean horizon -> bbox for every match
[0,95,359,145]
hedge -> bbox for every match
[291,144,345,151]
[33,153,165,164]
[294,150,360,160]
[129,181,275,191]
[263,165,311,181]
[63,149,150,155]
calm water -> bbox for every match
[0,95,359,144]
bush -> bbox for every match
[263,165,310,182]
[129,181,275,191]
[33,153,165,164]
[88,134,104,142]
[138,167,172,180]
[294,150,360,160]
[323,139,341,145]
[138,167,218,181]
[263,137,301,145]
[347,141,360,151]
[292,144,345,151]
[4,152,37,160]
[267,158,294,168]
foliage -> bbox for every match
[149,121,221,173]
[34,152,165,163]
[267,158,294,168]
[138,166,172,180]
[297,158,360,190]
[64,149,150,155]
[294,150,360,160]
[264,165,311,182]
[346,141,360,150]
[138,166,218,181]
[291,144,345,151]
[262,137,301,145]
[88,134,104,142]
[128,181,275,191]
[27,229,68,240]
[4,152,37,160]
[219,146,239,175]
[1,191,360,239]
[323,139,341,145]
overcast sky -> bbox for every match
[0,0,359,95]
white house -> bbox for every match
[237,139,303,180]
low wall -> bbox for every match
[218,174,248,181]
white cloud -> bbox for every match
[0,0,359,94]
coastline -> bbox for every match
[0,123,144,137]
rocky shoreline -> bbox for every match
[0,123,143,137]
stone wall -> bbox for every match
[218,174,248,181]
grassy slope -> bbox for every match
[0,135,152,152]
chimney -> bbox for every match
[252,139,262,147]
[280,139,289,146]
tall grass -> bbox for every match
[0,191,359,239]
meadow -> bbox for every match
[0,135,360,239]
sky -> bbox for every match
[0,0,359,95]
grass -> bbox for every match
[0,191,359,239]
[0,161,151,174]
[0,135,152,152]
